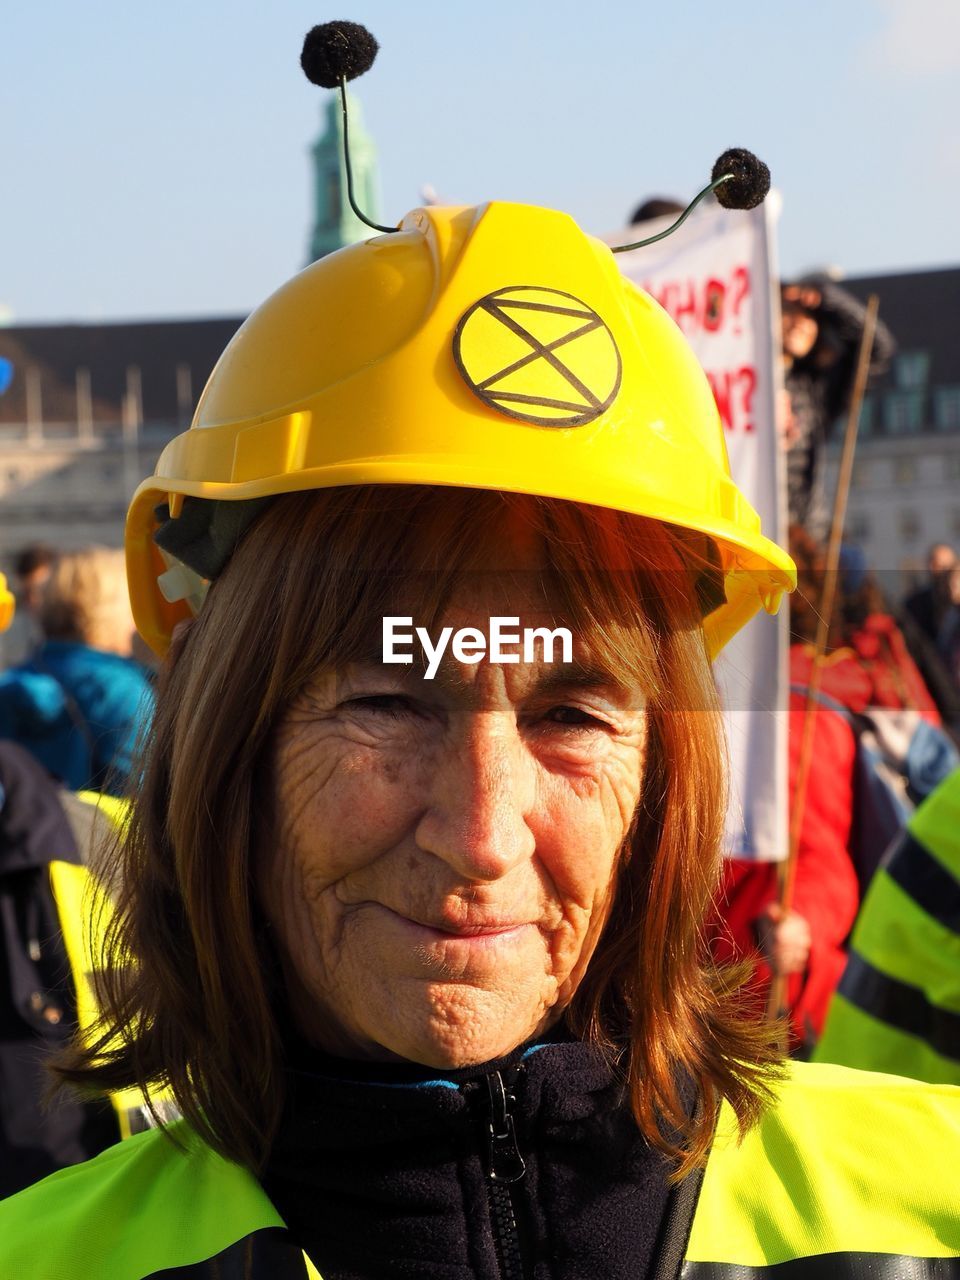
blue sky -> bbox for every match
[3,0,957,322]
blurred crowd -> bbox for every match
[0,544,155,1192]
[713,271,960,1056]
[713,524,960,1052]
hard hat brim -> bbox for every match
[128,455,794,659]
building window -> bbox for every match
[935,387,960,431]
[884,391,925,434]
[893,457,917,485]
[899,509,921,542]
[894,351,931,390]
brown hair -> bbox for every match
[14,541,57,580]
[59,486,781,1177]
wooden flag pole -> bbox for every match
[766,294,880,1029]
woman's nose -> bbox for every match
[414,716,536,881]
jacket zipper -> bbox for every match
[483,1069,527,1280]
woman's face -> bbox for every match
[260,572,648,1068]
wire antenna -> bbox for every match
[337,80,395,234]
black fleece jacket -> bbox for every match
[262,1035,679,1280]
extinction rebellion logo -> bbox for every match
[453,286,622,427]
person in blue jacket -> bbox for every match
[0,547,153,795]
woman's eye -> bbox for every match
[347,695,415,719]
[543,705,608,729]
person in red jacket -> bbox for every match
[711,528,943,1051]
[836,543,942,725]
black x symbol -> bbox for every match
[477,298,604,413]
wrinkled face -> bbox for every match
[259,575,648,1068]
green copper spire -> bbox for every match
[307,90,383,263]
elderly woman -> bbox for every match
[1,200,958,1279]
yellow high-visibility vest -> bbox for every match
[47,790,161,1139]
[0,1061,958,1278]
[816,767,960,1083]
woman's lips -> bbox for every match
[377,905,534,946]
[419,920,525,936]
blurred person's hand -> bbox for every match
[756,902,812,976]
[777,387,799,450]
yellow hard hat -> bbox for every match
[126,200,795,658]
[0,573,13,633]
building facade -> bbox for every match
[824,266,960,593]
[0,267,955,616]
[306,91,381,263]
[0,318,242,566]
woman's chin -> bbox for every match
[291,966,560,1068]
[386,1039,526,1071]
[363,994,551,1070]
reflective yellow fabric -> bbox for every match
[847,868,960,1014]
[47,859,148,1136]
[686,1061,960,1268]
[817,995,960,1086]
[0,1121,289,1279]
[75,788,130,833]
[911,767,960,873]
[0,1061,957,1277]
[816,768,960,1083]
[47,860,109,1042]
[50,786,152,1136]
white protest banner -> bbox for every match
[609,199,788,860]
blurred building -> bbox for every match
[0,318,241,566]
[825,266,960,591]
[306,90,381,263]
[0,263,954,602]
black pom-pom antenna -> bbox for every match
[711,148,770,210]
[300,21,395,235]
[300,21,379,89]
[613,146,772,253]
[297,25,772,251]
